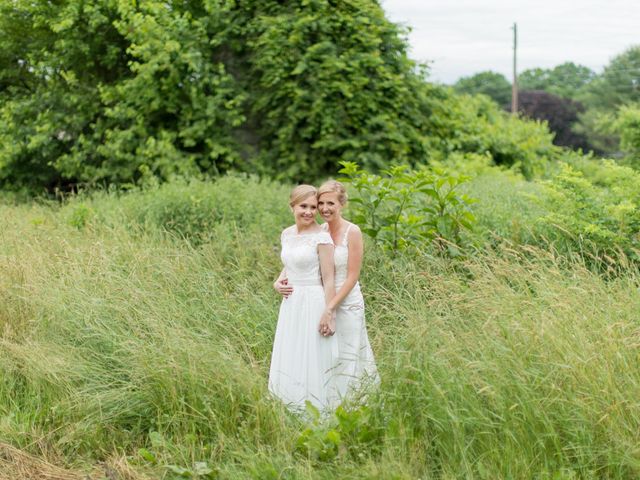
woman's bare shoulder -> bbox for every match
[347,222,362,237]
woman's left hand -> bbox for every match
[318,308,336,337]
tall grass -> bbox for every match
[0,177,638,478]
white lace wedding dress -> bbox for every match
[268,227,340,411]
[325,223,379,400]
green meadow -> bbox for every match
[0,173,638,479]
[2,0,639,477]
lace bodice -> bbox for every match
[281,227,333,286]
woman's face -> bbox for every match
[318,192,343,223]
[291,195,318,227]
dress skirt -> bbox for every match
[333,287,380,400]
[268,284,339,411]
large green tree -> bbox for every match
[0,0,439,188]
[0,0,562,190]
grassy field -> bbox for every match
[0,175,639,479]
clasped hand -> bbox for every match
[318,308,336,337]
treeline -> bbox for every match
[1,0,563,191]
[454,48,640,166]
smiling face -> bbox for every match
[318,191,343,223]
[292,195,318,228]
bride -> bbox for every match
[317,180,379,400]
[268,185,340,411]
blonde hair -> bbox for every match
[318,180,348,205]
[289,184,317,207]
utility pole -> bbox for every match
[511,22,518,115]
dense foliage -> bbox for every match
[515,90,590,150]
[429,92,559,178]
[338,161,476,254]
[518,62,595,100]
[0,0,568,191]
[461,156,640,265]
[453,70,511,106]
[0,0,438,188]
[454,52,640,162]
[0,173,639,478]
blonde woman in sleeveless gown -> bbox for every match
[317,180,379,401]
[269,185,340,411]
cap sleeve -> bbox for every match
[280,226,294,243]
[315,231,333,246]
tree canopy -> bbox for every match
[515,90,589,151]
[519,63,595,100]
[453,71,511,107]
[0,0,564,190]
[0,0,439,189]
[579,46,640,111]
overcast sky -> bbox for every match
[381,0,640,84]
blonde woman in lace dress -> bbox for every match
[268,185,340,411]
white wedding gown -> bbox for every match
[325,223,379,400]
[268,227,340,411]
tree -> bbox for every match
[519,63,595,100]
[612,103,640,168]
[579,45,640,111]
[0,0,561,191]
[242,1,435,180]
[514,90,591,151]
[453,71,511,107]
[0,0,438,189]
[574,45,640,156]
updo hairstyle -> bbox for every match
[317,180,348,206]
[289,184,318,207]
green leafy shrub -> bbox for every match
[295,402,382,464]
[67,203,94,229]
[459,158,640,264]
[69,174,292,245]
[427,92,559,179]
[611,103,640,168]
[339,161,476,255]
[532,161,640,262]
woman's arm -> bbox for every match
[317,243,337,336]
[274,227,293,298]
[325,225,363,312]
